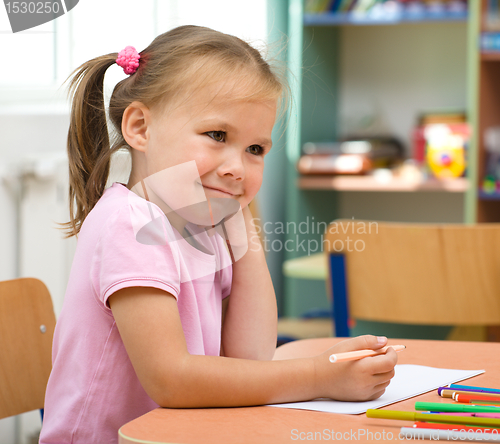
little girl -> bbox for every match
[39,25,397,444]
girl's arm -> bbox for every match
[220,206,277,361]
[109,287,397,409]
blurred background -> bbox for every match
[1,0,490,442]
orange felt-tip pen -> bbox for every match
[329,345,406,363]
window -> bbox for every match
[0,0,268,105]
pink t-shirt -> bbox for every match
[39,183,232,444]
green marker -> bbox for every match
[415,402,500,413]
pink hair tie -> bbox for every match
[116,46,140,75]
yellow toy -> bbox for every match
[425,124,467,179]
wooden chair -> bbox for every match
[0,278,56,420]
[324,221,500,341]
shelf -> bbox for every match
[303,10,467,27]
[298,175,468,192]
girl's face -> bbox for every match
[142,85,277,211]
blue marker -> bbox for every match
[450,384,500,394]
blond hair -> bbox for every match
[63,25,287,237]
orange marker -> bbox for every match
[455,393,500,404]
[329,345,405,363]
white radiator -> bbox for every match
[19,152,77,317]
[0,151,76,444]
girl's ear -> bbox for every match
[122,102,150,153]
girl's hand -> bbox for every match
[312,335,398,402]
[217,206,248,262]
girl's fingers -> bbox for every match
[373,377,393,391]
[371,368,395,385]
[361,378,392,402]
[335,335,388,353]
[358,348,398,374]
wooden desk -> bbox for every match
[119,338,500,443]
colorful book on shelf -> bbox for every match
[305,0,336,13]
[330,0,467,14]
[484,0,500,32]
[352,0,378,13]
[329,0,344,12]
[338,0,357,12]
[481,33,500,52]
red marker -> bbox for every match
[413,422,500,433]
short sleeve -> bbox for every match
[90,200,181,312]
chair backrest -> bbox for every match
[0,278,56,419]
[324,221,500,326]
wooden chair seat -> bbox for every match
[0,278,56,419]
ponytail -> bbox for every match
[63,54,119,237]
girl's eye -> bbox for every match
[247,145,264,156]
[207,131,226,142]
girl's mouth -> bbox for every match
[202,185,240,197]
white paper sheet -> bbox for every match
[268,364,485,415]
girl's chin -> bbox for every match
[173,198,241,227]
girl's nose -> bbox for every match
[217,154,245,181]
